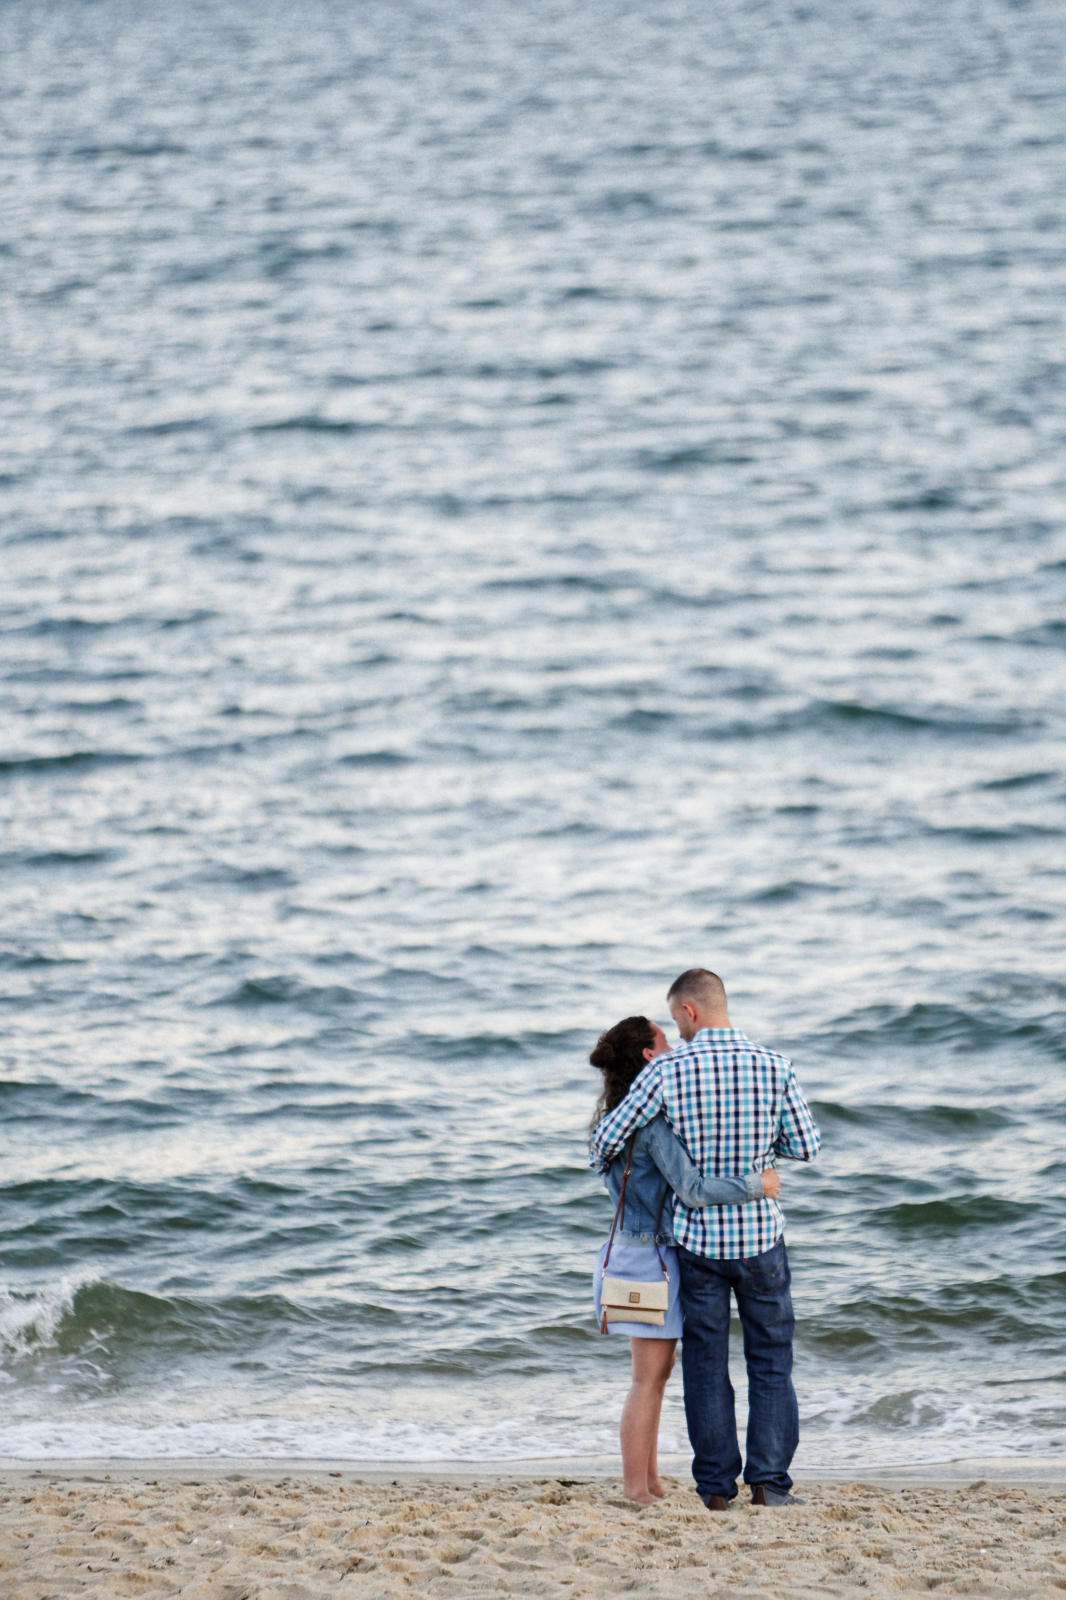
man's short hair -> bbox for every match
[666,968,727,1011]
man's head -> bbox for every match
[666,968,730,1040]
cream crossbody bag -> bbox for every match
[599,1135,671,1334]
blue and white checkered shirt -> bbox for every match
[588,1028,820,1259]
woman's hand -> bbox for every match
[760,1168,780,1200]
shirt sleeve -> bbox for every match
[773,1066,821,1162]
[587,1060,664,1174]
[643,1115,762,1206]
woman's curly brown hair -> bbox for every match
[589,1015,656,1128]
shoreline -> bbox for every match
[3,1452,1065,1486]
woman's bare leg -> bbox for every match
[646,1340,676,1497]
[620,1337,677,1503]
[647,1406,666,1498]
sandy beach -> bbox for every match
[2,1467,1064,1599]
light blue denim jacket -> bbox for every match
[603,1113,765,1247]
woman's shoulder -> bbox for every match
[631,1113,670,1151]
[602,1114,671,1170]
[634,1111,669,1137]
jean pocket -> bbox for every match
[746,1242,789,1293]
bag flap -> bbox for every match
[601,1275,669,1312]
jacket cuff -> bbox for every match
[744,1171,765,1201]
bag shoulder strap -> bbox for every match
[601,1134,635,1276]
[601,1133,671,1279]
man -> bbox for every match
[588,968,820,1510]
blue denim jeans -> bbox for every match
[678,1237,799,1500]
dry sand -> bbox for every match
[2,1468,1064,1599]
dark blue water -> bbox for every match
[1,0,1065,1467]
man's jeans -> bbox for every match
[678,1237,799,1500]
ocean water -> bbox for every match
[1,0,1065,1471]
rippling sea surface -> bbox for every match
[2,0,1065,1470]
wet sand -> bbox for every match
[2,1467,1065,1598]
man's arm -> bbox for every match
[587,1059,664,1173]
[773,1066,821,1161]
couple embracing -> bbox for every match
[588,967,820,1510]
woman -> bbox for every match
[590,1016,780,1504]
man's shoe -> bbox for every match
[701,1494,729,1511]
[750,1484,805,1507]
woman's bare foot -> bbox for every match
[623,1487,658,1505]
[648,1478,666,1498]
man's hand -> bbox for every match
[760,1169,781,1200]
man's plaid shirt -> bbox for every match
[589,1028,820,1259]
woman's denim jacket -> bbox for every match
[603,1113,765,1247]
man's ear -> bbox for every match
[641,1046,655,1062]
